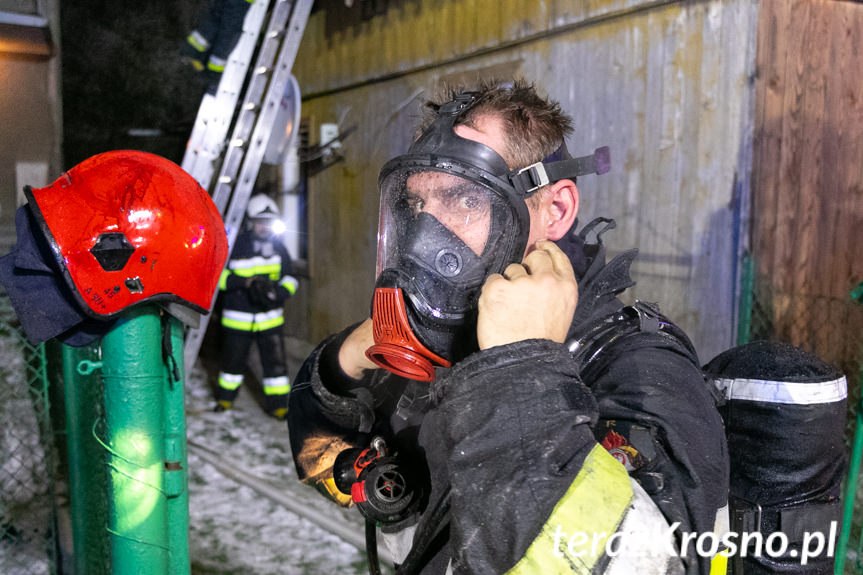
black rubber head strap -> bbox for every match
[510,146,611,195]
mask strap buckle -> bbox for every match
[512,162,550,195]
[510,146,612,196]
[438,91,479,116]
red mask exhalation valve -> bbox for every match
[366,288,451,381]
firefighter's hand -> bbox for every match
[478,240,578,349]
[339,318,378,379]
[248,276,278,308]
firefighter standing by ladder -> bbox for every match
[215,194,298,419]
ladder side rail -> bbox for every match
[181,0,272,187]
[221,0,314,249]
[184,0,313,378]
[209,0,297,214]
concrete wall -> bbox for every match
[287,0,759,363]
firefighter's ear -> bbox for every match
[534,179,579,242]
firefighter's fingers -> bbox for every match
[502,263,528,280]
[531,240,576,279]
[522,247,554,275]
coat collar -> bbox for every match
[555,218,638,332]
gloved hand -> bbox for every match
[248,276,279,309]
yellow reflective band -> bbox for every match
[221,316,252,330]
[207,61,225,72]
[229,263,281,278]
[218,376,243,391]
[186,31,208,52]
[281,275,298,295]
[710,550,729,575]
[255,316,284,331]
[506,445,633,574]
[221,315,284,332]
[218,269,230,291]
[263,376,290,394]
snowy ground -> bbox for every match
[184,344,373,575]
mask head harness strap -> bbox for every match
[404,91,513,181]
[510,144,611,196]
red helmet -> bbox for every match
[25,150,228,318]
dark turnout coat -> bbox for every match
[288,221,729,574]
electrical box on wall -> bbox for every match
[319,123,340,162]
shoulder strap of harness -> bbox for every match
[566,300,697,374]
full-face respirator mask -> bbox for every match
[366,92,610,381]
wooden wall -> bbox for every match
[285,0,760,363]
[750,0,863,369]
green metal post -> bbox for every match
[837,395,863,574]
[63,343,110,574]
[837,282,863,574]
[163,314,190,574]
[101,305,169,573]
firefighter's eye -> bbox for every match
[402,194,424,217]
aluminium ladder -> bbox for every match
[182,0,313,379]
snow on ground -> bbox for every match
[184,359,371,575]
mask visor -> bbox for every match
[377,168,506,279]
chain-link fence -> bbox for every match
[0,294,56,575]
[745,274,863,435]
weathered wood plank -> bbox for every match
[827,3,863,304]
[771,0,808,298]
[752,0,790,287]
[296,0,683,96]
[821,5,848,309]
[790,1,828,349]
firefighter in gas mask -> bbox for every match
[287,80,729,574]
[215,194,298,419]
